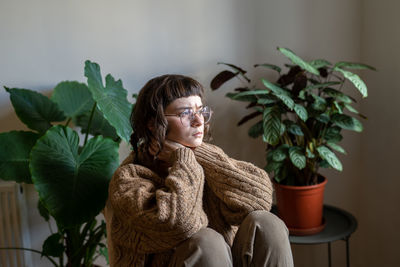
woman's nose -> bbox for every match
[191,113,203,126]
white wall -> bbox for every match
[0,0,258,266]
[0,0,397,266]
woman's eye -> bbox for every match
[181,110,192,117]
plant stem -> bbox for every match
[0,247,59,266]
[64,118,71,127]
[84,102,97,146]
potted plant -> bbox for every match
[210,47,375,235]
[0,60,133,265]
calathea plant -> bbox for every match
[210,47,375,186]
[0,60,133,266]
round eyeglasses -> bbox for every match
[165,106,212,127]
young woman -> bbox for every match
[105,75,293,267]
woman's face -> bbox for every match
[164,95,204,148]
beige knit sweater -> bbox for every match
[105,142,272,267]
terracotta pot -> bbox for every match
[274,176,327,236]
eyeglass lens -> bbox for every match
[180,107,211,126]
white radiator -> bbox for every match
[0,182,32,267]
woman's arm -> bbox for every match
[108,147,208,253]
[193,142,273,225]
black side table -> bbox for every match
[274,205,358,267]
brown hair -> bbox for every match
[130,74,210,155]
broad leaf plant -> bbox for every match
[0,61,134,266]
[211,47,375,186]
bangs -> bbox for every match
[159,75,204,108]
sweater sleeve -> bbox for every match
[108,147,208,254]
[193,142,273,225]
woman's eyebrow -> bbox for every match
[175,105,203,111]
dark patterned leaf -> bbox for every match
[262,107,281,145]
[210,70,238,90]
[238,111,262,126]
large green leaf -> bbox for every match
[227,90,269,103]
[274,165,289,183]
[278,47,320,75]
[226,92,257,102]
[289,146,306,169]
[316,113,330,123]
[310,93,327,111]
[309,59,332,69]
[334,61,376,71]
[254,63,281,73]
[343,103,359,114]
[232,89,270,98]
[317,146,343,171]
[294,104,308,122]
[262,106,281,145]
[265,160,283,173]
[331,114,363,132]
[30,126,119,227]
[306,147,315,158]
[304,81,341,91]
[84,60,132,142]
[0,131,38,183]
[327,142,347,154]
[5,87,66,133]
[42,233,64,257]
[324,126,343,142]
[334,68,368,98]
[285,121,304,136]
[319,160,331,169]
[257,96,277,105]
[75,107,119,140]
[248,121,263,138]
[333,101,343,114]
[51,81,94,118]
[261,79,290,96]
[261,79,294,110]
[38,199,50,221]
[271,145,289,162]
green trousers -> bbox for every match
[169,210,294,267]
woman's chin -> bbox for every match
[186,139,203,148]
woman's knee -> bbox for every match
[243,210,290,247]
[190,228,230,253]
[172,228,232,267]
[248,210,288,230]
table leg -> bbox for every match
[346,237,350,267]
[328,242,332,267]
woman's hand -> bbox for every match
[149,139,185,165]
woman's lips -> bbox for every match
[193,132,203,137]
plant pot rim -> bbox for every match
[273,175,327,190]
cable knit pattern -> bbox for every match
[194,142,273,244]
[105,143,273,266]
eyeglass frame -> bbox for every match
[164,106,212,126]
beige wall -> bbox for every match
[357,1,400,266]
[1,0,398,266]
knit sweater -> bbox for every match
[105,142,273,267]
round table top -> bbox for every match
[287,204,358,244]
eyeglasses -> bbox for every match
[165,106,212,127]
